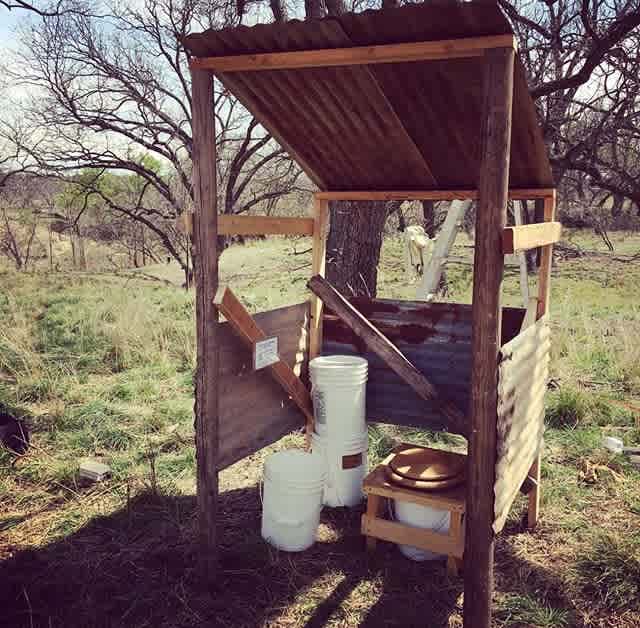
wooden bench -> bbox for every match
[362,444,466,576]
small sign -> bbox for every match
[253,336,279,370]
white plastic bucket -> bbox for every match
[261,450,326,552]
[392,500,450,561]
[310,355,368,437]
[311,429,368,507]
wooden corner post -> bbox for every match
[309,197,329,360]
[527,190,557,529]
[464,46,515,628]
[191,68,219,577]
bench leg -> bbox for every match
[365,494,384,552]
[527,453,541,529]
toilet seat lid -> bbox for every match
[388,446,465,483]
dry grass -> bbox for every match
[1,230,639,627]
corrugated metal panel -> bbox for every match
[321,298,526,434]
[184,3,553,191]
[493,316,550,533]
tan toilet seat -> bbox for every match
[385,446,465,491]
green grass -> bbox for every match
[0,230,639,627]
[576,534,640,612]
[496,593,571,627]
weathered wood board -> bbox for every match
[493,316,550,533]
[217,302,309,470]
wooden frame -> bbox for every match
[309,199,329,360]
[218,215,313,236]
[314,188,555,201]
[362,447,466,577]
[502,221,562,254]
[464,46,514,627]
[190,35,517,72]
[191,69,219,578]
[178,213,314,237]
[189,27,556,628]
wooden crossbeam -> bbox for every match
[362,514,464,557]
[309,199,329,360]
[307,275,467,435]
[177,213,314,237]
[219,215,313,236]
[213,286,314,431]
[314,188,555,201]
[502,221,562,254]
[190,35,517,73]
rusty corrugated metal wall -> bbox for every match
[322,298,525,434]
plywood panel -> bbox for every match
[493,317,550,533]
[217,302,310,469]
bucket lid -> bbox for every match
[310,355,368,371]
[386,446,465,491]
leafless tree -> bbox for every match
[0,175,46,270]
[2,0,302,282]
[504,0,640,226]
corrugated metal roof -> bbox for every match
[184,2,553,191]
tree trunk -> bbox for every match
[326,201,389,297]
[48,227,54,270]
[422,199,448,295]
[422,200,437,237]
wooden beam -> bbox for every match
[176,214,314,237]
[464,47,514,628]
[502,221,562,254]
[213,286,314,430]
[191,69,219,578]
[309,199,329,361]
[514,201,530,308]
[313,188,555,202]
[307,275,467,435]
[536,194,557,319]
[362,514,464,558]
[190,35,517,73]
[219,215,314,236]
[520,297,539,333]
[527,193,557,530]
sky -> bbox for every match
[0,11,22,44]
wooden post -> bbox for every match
[191,68,219,577]
[464,47,514,628]
[309,198,329,360]
[528,191,556,529]
[536,193,556,318]
[514,201,529,308]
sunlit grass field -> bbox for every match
[0,230,639,627]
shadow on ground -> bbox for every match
[0,482,470,628]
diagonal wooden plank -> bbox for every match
[213,286,314,432]
[307,275,467,435]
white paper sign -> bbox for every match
[253,336,279,370]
